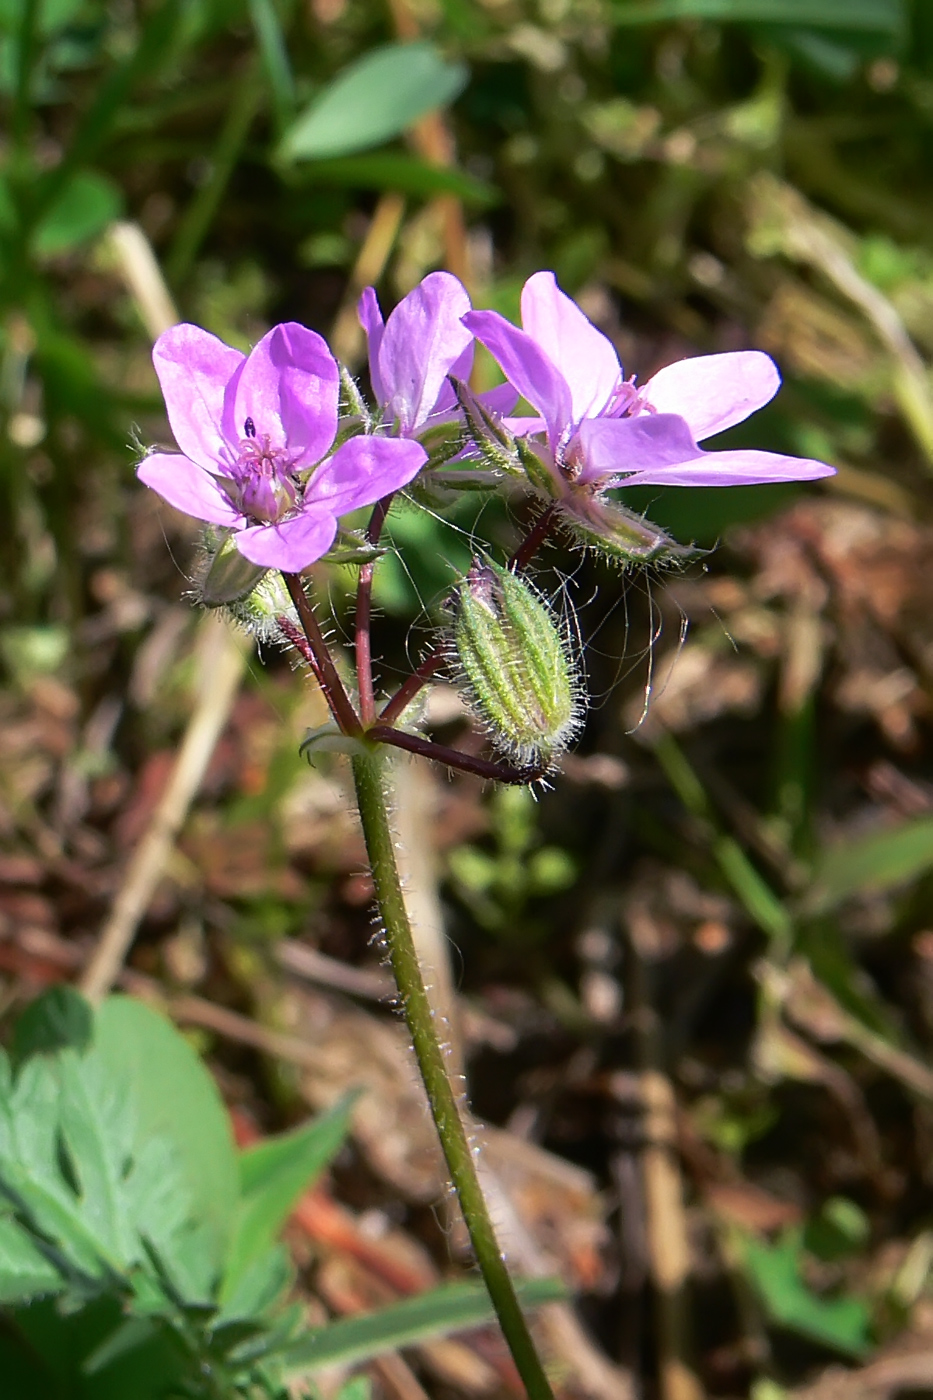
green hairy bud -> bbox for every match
[195,528,292,639]
[450,559,582,770]
[559,493,693,566]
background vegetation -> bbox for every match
[3,0,933,1396]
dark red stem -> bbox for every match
[282,573,362,737]
[509,502,557,572]
[368,725,547,785]
[355,493,394,727]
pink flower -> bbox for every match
[139,322,426,572]
[359,271,515,437]
[463,271,835,494]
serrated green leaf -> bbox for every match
[280,42,468,162]
[222,1095,353,1299]
[282,1277,566,1374]
[805,815,933,913]
[12,987,93,1065]
[94,998,238,1281]
[0,1216,61,1302]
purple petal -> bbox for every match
[479,381,519,417]
[307,435,427,516]
[229,323,339,468]
[432,342,476,416]
[619,448,836,488]
[463,310,572,451]
[152,324,244,472]
[358,287,386,405]
[137,451,242,526]
[378,272,473,434]
[520,271,622,423]
[644,351,780,441]
[236,511,338,571]
[576,414,705,481]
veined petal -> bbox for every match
[307,435,427,516]
[378,272,473,433]
[520,271,622,423]
[230,323,339,468]
[644,350,780,441]
[618,447,836,488]
[137,451,242,526]
[236,511,338,570]
[463,310,572,451]
[152,324,244,472]
[358,287,386,406]
[576,414,706,481]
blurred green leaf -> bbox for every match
[806,816,933,913]
[282,1277,566,1375]
[279,42,468,162]
[31,169,122,258]
[303,151,497,204]
[222,1095,353,1297]
[610,0,905,36]
[743,1233,871,1356]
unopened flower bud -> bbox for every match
[195,528,292,639]
[450,559,582,770]
[199,529,268,607]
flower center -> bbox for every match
[229,423,300,524]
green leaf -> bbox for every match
[805,816,933,914]
[609,0,905,36]
[93,998,238,1280]
[0,1216,61,1303]
[280,42,468,162]
[222,1095,353,1298]
[743,1234,871,1357]
[301,152,498,204]
[282,1277,566,1375]
[31,170,122,258]
[12,987,93,1065]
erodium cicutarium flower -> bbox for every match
[463,272,835,501]
[359,271,514,438]
[139,322,427,571]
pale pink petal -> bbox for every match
[463,310,572,451]
[378,272,473,433]
[307,436,427,516]
[137,452,242,525]
[578,415,834,486]
[644,351,781,441]
[576,415,703,482]
[619,447,836,488]
[231,323,339,468]
[235,511,338,570]
[358,287,386,405]
[152,325,244,472]
[520,271,622,424]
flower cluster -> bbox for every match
[139,270,835,775]
[140,269,833,578]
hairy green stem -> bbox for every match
[350,747,554,1400]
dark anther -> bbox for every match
[244,417,256,438]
